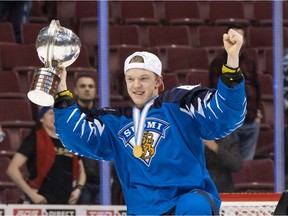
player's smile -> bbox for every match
[134,91,144,96]
[125,68,159,108]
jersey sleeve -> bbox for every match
[167,74,246,140]
[54,104,114,161]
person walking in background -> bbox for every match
[73,73,101,205]
[6,106,86,204]
[204,132,243,193]
[283,49,288,187]
[0,1,29,43]
[53,29,245,215]
[283,49,288,114]
[0,124,5,143]
[209,23,262,160]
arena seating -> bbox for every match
[207,1,249,26]
[0,22,16,43]
[252,1,288,27]
[20,23,47,44]
[231,158,275,192]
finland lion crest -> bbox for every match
[118,118,169,166]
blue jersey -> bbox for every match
[54,78,246,214]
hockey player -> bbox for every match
[53,28,245,215]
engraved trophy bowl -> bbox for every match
[27,19,81,106]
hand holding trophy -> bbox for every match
[27,20,81,106]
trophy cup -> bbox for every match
[27,19,81,106]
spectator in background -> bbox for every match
[209,23,262,160]
[0,1,29,43]
[0,124,5,143]
[204,132,242,193]
[281,48,288,191]
[23,0,32,23]
[6,106,86,204]
[73,74,101,205]
[283,49,288,113]
[284,120,288,188]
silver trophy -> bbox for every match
[27,20,81,106]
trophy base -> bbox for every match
[27,68,60,106]
[27,90,55,106]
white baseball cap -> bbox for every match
[124,51,164,91]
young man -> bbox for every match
[74,74,97,113]
[53,29,246,215]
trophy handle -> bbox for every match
[45,20,60,68]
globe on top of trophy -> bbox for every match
[27,19,81,106]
